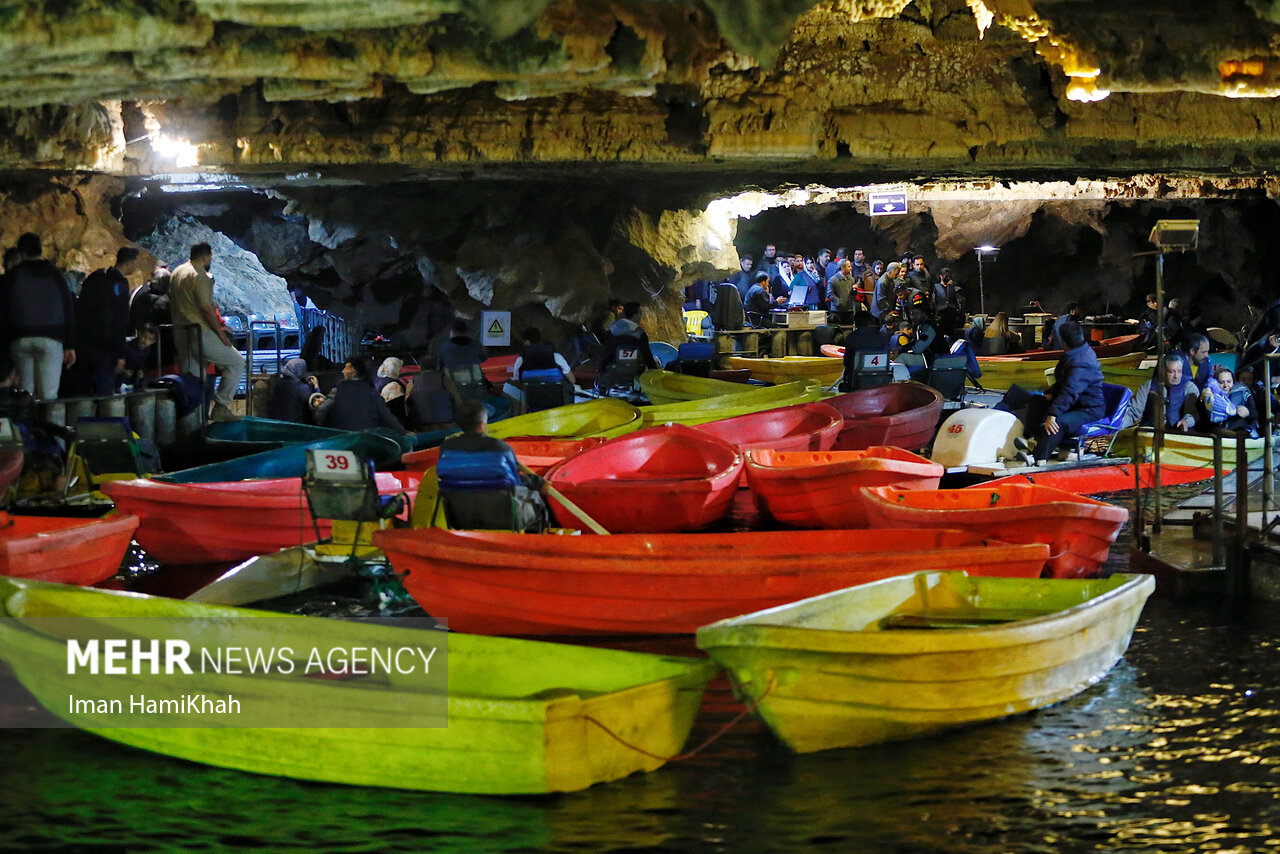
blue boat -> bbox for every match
[158,430,410,484]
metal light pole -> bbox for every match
[974,246,999,317]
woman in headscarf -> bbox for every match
[380,367,414,430]
[373,356,405,394]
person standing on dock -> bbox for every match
[0,232,76,400]
[168,242,242,422]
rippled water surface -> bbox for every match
[3,492,1279,852]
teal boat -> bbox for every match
[158,430,410,484]
[204,417,347,456]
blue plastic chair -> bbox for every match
[1075,382,1133,457]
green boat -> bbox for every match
[158,430,410,484]
[0,576,715,795]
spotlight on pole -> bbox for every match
[974,245,1000,317]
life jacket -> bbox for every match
[518,343,557,377]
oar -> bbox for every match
[518,460,610,535]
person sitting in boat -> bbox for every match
[268,357,319,423]
[907,308,943,360]
[1201,365,1258,437]
[983,312,1024,356]
[1024,320,1105,461]
[437,318,490,405]
[118,323,158,391]
[436,399,546,532]
[1143,354,1199,433]
[1044,302,1083,351]
[598,302,657,390]
[312,355,408,434]
[840,310,891,388]
[1168,332,1212,389]
[513,327,575,385]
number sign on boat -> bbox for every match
[307,449,364,482]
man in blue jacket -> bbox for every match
[1026,320,1105,460]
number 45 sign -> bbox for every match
[307,448,365,482]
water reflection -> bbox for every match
[3,579,1279,850]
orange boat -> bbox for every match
[825,382,944,451]
[373,527,1052,635]
[0,450,23,501]
[102,472,418,565]
[0,512,139,585]
[544,425,742,533]
[402,437,608,476]
[745,447,944,528]
[860,483,1129,578]
[975,463,1212,494]
[982,333,1141,362]
[480,354,518,385]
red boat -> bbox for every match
[745,447,944,528]
[860,483,1129,578]
[402,437,608,476]
[825,382,944,451]
[479,354,518,385]
[102,472,418,565]
[0,512,139,585]
[544,425,742,533]
[693,402,842,456]
[975,463,1212,494]
[373,527,1051,635]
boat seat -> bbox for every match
[1075,382,1133,458]
[521,368,572,413]
[72,416,157,485]
[895,352,927,377]
[432,448,544,531]
[597,343,646,396]
[443,363,489,405]
[840,350,893,392]
[675,342,714,378]
[927,355,970,407]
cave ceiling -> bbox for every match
[3,0,1280,193]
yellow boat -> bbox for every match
[639,370,751,405]
[1112,426,1265,467]
[979,351,1147,390]
[1044,362,1154,392]
[487,398,641,440]
[721,356,845,387]
[696,570,1154,753]
[640,380,822,427]
[0,576,714,795]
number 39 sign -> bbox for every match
[307,448,364,482]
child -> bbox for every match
[1201,365,1258,437]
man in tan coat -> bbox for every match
[168,242,243,421]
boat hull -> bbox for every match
[638,370,752,405]
[103,473,417,565]
[157,431,409,484]
[722,356,845,387]
[374,527,1052,635]
[545,425,743,533]
[861,483,1129,578]
[746,447,944,528]
[639,380,822,427]
[401,437,607,475]
[694,402,842,458]
[696,571,1155,752]
[0,512,138,585]
[487,398,642,440]
[825,382,944,451]
[0,577,714,795]
[978,352,1146,390]
[1113,426,1266,468]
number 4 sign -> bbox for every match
[307,448,364,481]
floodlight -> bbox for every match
[1148,220,1199,250]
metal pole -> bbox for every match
[1236,431,1248,571]
[1133,429,1147,551]
[1213,432,1224,568]
[1263,353,1275,530]
[1152,252,1165,533]
[977,253,986,317]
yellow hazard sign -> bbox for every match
[487,318,504,337]
[480,311,511,346]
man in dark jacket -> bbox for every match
[436,400,545,531]
[312,355,407,434]
[1027,320,1105,460]
[598,302,656,388]
[70,246,139,396]
[0,232,75,399]
[743,272,773,327]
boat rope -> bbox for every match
[582,675,775,763]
